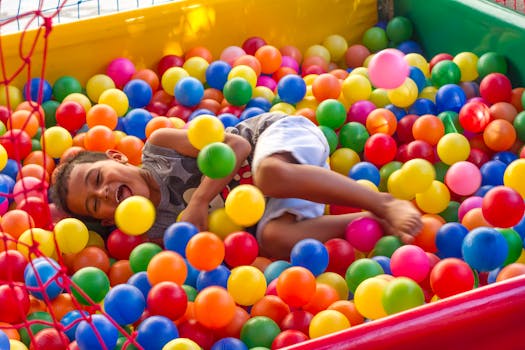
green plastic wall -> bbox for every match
[394,0,525,86]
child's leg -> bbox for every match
[253,154,422,245]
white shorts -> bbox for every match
[252,116,330,240]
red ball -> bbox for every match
[459,101,491,133]
[106,228,147,260]
[157,54,184,76]
[430,258,475,298]
[178,319,216,350]
[0,106,10,125]
[18,196,51,228]
[280,310,313,335]
[396,114,418,144]
[324,238,356,276]
[406,140,435,162]
[481,186,525,228]
[467,148,490,168]
[0,284,30,323]
[166,105,192,121]
[0,250,28,282]
[479,73,512,104]
[55,101,86,133]
[242,36,267,55]
[30,328,69,350]
[146,281,188,320]
[364,133,397,167]
[0,129,32,161]
[429,53,454,72]
[223,231,259,268]
[271,329,309,349]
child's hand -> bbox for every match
[179,201,209,232]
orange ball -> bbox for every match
[86,104,118,129]
[109,259,134,286]
[0,209,35,239]
[146,250,188,285]
[8,109,40,137]
[72,132,86,148]
[483,119,516,151]
[132,68,160,92]
[23,150,55,175]
[255,45,282,74]
[0,322,20,340]
[15,101,45,125]
[215,305,250,339]
[251,256,272,272]
[185,46,214,63]
[203,88,224,103]
[345,44,371,68]
[295,108,317,124]
[302,283,340,315]
[330,68,350,80]
[461,207,492,230]
[280,45,303,64]
[84,125,117,151]
[194,286,236,329]
[413,214,444,253]
[312,73,342,101]
[272,66,298,82]
[145,116,173,139]
[366,108,398,135]
[302,56,329,72]
[186,232,225,271]
[17,163,49,183]
[327,300,364,327]
[496,263,525,282]
[489,102,518,123]
[116,135,144,166]
[196,99,222,115]
[250,295,291,324]
[48,293,76,320]
[511,87,524,112]
[72,246,110,274]
[0,232,17,252]
[233,55,262,77]
[412,114,445,146]
[276,266,317,308]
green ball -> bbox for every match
[382,277,425,315]
[477,52,507,78]
[345,258,384,294]
[316,99,346,129]
[318,125,338,154]
[52,76,82,102]
[71,266,110,305]
[513,111,525,141]
[338,122,369,153]
[197,142,236,179]
[499,228,523,265]
[371,236,402,257]
[20,311,53,346]
[386,16,413,44]
[223,77,252,106]
[433,161,450,183]
[116,336,140,350]
[431,61,461,87]
[129,242,163,273]
[438,111,463,134]
[240,316,281,349]
[439,200,460,223]
[0,121,5,136]
[31,138,41,151]
[379,161,403,192]
[182,284,198,302]
[42,100,60,128]
[362,27,389,52]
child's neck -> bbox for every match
[139,168,161,207]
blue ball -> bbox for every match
[246,97,272,111]
[396,40,423,55]
[1,159,19,180]
[218,113,239,128]
[188,108,216,121]
[61,310,89,341]
[123,79,153,109]
[408,98,437,116]
[435,84,466,113]
[184,258,200,288]
[492,151,518,165]
[480,160,506,186]
[136,315,179,350]
[264,260,292,283]
[206,60,232,90]
[384,104,407,120]
[512,215,525,246]
[163,222,199,257]
[474,185,493,197]
[436,222,469,258]
[371,256,391,274]
[103,284,146,325]
[290,238,329,276]
[23,77,53,102]
[75,314,119,350]
[239,107,265,121]
[212,337,249,350]
[24,258,63,300]
[122,108,153,139]
[462,227,509,271]
[348,161,381,186]
[175,77,204,107]
[408,66,427,93]
[196,265,231,291]
[0,330,9,350]
[487,267,501,284]
[277,74,307,104]
[127,271,152,299]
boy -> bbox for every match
[50,112,422,259]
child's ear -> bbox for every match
[105,149,128,164]
[101,218,115,227]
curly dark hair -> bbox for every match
[49,150,109,220]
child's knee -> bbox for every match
[259,223,292,259]
[254,156,290,195]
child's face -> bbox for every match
[66,159,152,222]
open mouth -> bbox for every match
[116,184,132,203]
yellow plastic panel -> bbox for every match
[1,0,378,88]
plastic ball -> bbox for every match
[290,238,329,276]
[254,45,282,74]
[348,161,380,186]
[382,277,425,315]
[503,159,525,199]
[430,258,475,299]
[436,133,471,165]
[163,338,201,350]
[497,262,525,282]
[162,66,190,96]
[147,281,187,320]
[212,337,248,350]
[364,133,397,167]
[187,114,225,150]
[482,186,525,228]
[435,222,469,259]
[353,276,389,320]
[338,122,370,153]
[362,27,388,52]
[186,232,225,271]
[276,75,306,104]
[196,142,236,179]
[227,266,267,306]
[225,184,265,227]
[136,315,179,350]
[98,88,129,117]
[444,161,482,196]
[205,60,232,90]
[387,78,418,108]
[366,108,397,135]
[480,72,512,104]
[401,158,435,193]
[368,49,409,89]
[52,76,82,102]
[174,77,205,107]
[103,284,145,325]
[390,245,430,282]
[483,119,516,151]
[70,266,110,305]
[500,228,523,265]
[308,309,349,339]
[146,250,188,286]
[114,195,156,236]
[386,16,413,44]
[316,99,346,129]
[312,74,341,102]
[345,258,384,294]
[53,218,89,254]
[435,84,467,114]
[462,227,509,271]
[223,231,258,267]
[453,52,479,82]
[123,79,153,109]
[240,316,280,349]
[329,148,360,176]
[75,314,119,350]
[431,60,461,87]
[276,266,317,308]
[345,217,384,253]
[194,286,236,329]
[477,52,507,78]
[415,180,451,214]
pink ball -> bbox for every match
[390,245,430,283]
[367,48,409,89]
[106,57,136,89]
[256,75,277,91]
[13,176,48,205]
[347,100,376,125]
[457,196,483,221]
[220,46,246,66]
[281,56,300,72]
[444,161,482,196]
[266,278,278,296]
[344,217,384,253]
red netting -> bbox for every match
[494,0,525,13]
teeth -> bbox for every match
[116,186,122,203]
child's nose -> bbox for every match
[94,186,108,200]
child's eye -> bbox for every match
[96,171,101,185]
[93,198,99,212]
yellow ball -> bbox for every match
[41,126,73,158]
[387,78,418,108]
[114,195,156,236]
[227,266,267,306]
[504,159,525,199]
[18,228,55,259]
[330,148,360,176]
[404,53,430,77]
[353,276,389,320]
[356,179,379,192]
[253,86,275,102]
[368,88,390,107]
[303,74,319,86]
[401,158,436,193]
[453,52,479,82]
[296,96,319,111]
[98,88,129,117]
[387,169,416,200]
[350,67,369,78]
[309,309,350,339]
[0,85,23,109]
[162,338,201,350]
[161,67,190,96]
[316,272,349,300]
[415,180,450,214]
[0,144,7,172]
[87,230,106,249]
[64,92,92,113]
[225,184,265,227]
[86,74,115,103]
[322,34,348,62]
[208,207,244,239]
[436,133,470,165]
[54,218,89,254]
[9,339,28,350]
[342,74,372,104]
[170,117,186,129]
[187,114,225,150]
[183,56,209,83]
[228,65,258,89]
[270,102,296,115]
[419,86,438,102]
[304,44,331,63]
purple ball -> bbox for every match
[348,100,376,125]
